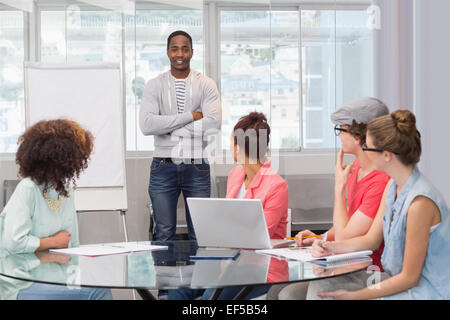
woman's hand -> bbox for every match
[51,230,71,249]
[36,230,71,252]
[311,239,335,258]
[334,149,353,191]
[294,230,320,247]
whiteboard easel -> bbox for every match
[24,62,129,241]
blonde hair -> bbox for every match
[367,110,421,166]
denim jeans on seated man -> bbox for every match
[149,158,211,241]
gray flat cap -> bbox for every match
[331,97,389,126]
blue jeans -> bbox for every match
[17,283,112,300]
[149,158,211,241]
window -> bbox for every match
[41,10,122,63]
[39,6,204,152]
[220,10,271,150]
[0,10,25,152]
[0,2,373,154]
[220,10,300,151]
[221,8,373,151]
[129,10,203,151]
[302,10,374,149]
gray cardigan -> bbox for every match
[139,70,222,159]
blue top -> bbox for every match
[381,167,450,299]
[0,178,79,254]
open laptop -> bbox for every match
[186,198,294,249]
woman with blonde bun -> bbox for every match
[306,110,450,300]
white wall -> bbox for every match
[372,0,414,112]
[414,0,450,202]
[373,0,450,202]
[372,0,401,110]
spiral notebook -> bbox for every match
[256,247,372,263]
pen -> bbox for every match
[285,235,322,240]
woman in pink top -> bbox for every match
[227,112,289,239]
[168,112,288,300]
[208,112,289,299]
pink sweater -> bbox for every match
[226,162,289,239]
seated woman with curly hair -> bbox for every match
[0,119,92,254]
[0,119,111,300]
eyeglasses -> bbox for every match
[334,125,349,136]
[362,143,399,155]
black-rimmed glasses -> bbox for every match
[362,143,399,155]
[334,125,349,136]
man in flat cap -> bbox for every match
[276,97,391,300]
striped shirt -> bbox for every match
[174,78,186,114]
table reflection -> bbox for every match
[0,250,111,300]
[0,241,372,300]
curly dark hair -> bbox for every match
[16,119,94,197]
[347,120,368,146]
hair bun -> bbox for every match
[391,110,416,135]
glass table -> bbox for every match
[0,241,372,300]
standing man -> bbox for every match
[140,30,221,241]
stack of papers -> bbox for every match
[256,247,372,263]
[50,242,168,257]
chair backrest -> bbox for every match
[2,179,20,210]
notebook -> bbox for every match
[187,198,294,249]
[256,247,373,263]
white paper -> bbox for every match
[256,247,316,261]
[256,247,372,263]
[50,242,168,257]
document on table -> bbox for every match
[50,242,168,257]
[256,247,372,263]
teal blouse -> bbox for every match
[0,178,79,254]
